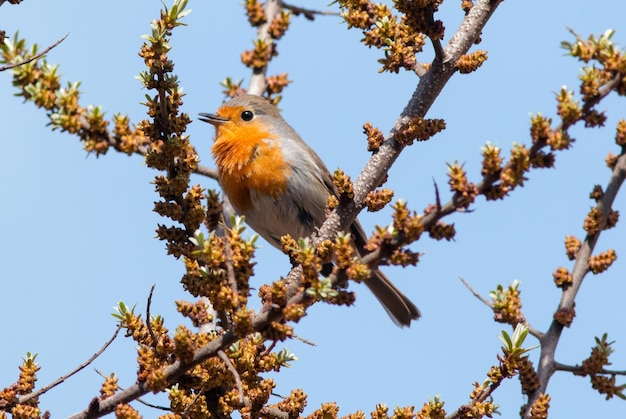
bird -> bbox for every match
[199,94,420,327]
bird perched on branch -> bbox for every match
[200,94,420,326]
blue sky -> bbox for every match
[1,0,625,417]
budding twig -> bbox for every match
[18,325,121,405]
[0,33,68,72]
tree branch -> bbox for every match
[459,276,493,307]
[458,277,544,340]
[522,150,626,418]
[316,0,504,244]
[67,295,294,417]
[420,73,621,233]
[0,33,68,72]
[247,0,282,95]
[280,2,339,20]
[218,350,244,405]
[554,362,626,376]
[94,368,170,411]
[18,325,121,405]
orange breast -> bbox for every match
[212,121,291,212]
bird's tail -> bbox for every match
[363,269,421,327]
[350,220,421,327]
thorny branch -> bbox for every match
[218,350,244,405]
[94,369,170,412]
[247,0,281,95]
[316,0,505,246]
[68,297,290,418]
[280,2,339,20]
[0,33,67,72]
[423,74,621,231]
[459,277,545,340]
[146,284,158,347]
[522,150,626,418]
[459,276,493,307]
[17,325,121,406]
[554,362,626,376]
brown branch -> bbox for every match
[292,333,317,346]
[68,299,290,418]
[247,0,282,95]
[75,120,220,181]
[554,362,626,376]
[445,375,505,419]
[316,0,504,246]
[280,2,339,20]
[459,276,492,307]
[420,73,621,233]
[93,368,171,411]
[522,150,626,418]
[0,33,68,72]
[218,350,245,406]
[565,26,585,44]
[194,162,220,180]
[18,325,121,405]
[458,277,544,340]
[261,340,279,358]
[433,178,442,213]
[181,382,210,416]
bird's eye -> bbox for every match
[241,110,254,121]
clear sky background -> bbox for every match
[1,1,625,417]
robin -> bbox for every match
[199,94,420,327]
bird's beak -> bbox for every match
[199,113,228,126]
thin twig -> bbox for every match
[421,73,622,233]
[433,178,442,213]
[292,333,317,346]
[0,33,68,72]
[445,368,506,419]
[523,150,626,418]
[458,276,492,307]
[181,382,209,416]
[458,277,544,339]
[218,350,245,406]
[261,340,279,357]
[94,369,171,411]
[554,362,626,376]
[565,26,585,44]
[281,1,339,19]
[146,284,158,347]
[194,163,220,180]
[18,325,121,405]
